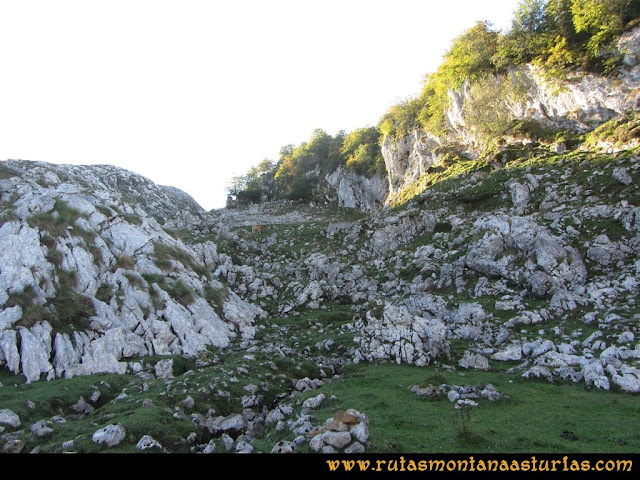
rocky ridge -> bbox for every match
[0,160,264,383]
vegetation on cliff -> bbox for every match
[229,0,640,208]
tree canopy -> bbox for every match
[378,0,640,140]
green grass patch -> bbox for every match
[27,200,86,238]
[294,362,640,453]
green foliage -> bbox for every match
[0,163,18,180]
[441,21,501,88]
[571,0,639,56]
[114,255,136,270]
[232,126,386,203]
[95,283,115,303]
[462,76,518,146]
[153,242,195,272]
[584,109,640,148]
[378,96,426,138]
[4,269,96,333]
[204,285,228,315]
[341,127,385,177]
[27,200,85,238]
[48,271,95,332]
[166,279,194,307]
[227,158,277,205]
[5,286,48,329]
[378,0,639,151]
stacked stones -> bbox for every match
[308,409,369,453]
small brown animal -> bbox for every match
[251,225,265,234]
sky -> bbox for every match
[0,0,523,211]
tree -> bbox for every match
[495,0,550,68]
[571,0,640,57]
[513,0,548,33]
[341,127,385,177]
[441,21,500,88]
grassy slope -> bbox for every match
[286,362,640,454]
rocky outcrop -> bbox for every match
[354,303,449,366]
[381,27,640,204]
[466,214,588,297]
[0,160,265,383]
[308,409,369,454]
[325,166,388,213]
[381,131,443,197]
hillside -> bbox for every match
[1,2,640,456]
[1,125,639,453]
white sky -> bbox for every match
[0,0,521,211]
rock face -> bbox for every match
[0,160,265,383]
[466,215,588,297]
[354,303,449,366]
[381,27,640,205]
[325,166,388,213]
[381,131,443,197]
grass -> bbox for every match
[2,355,637,454]
[165,279,194,306]
[153,242,196,272]
[289,362,640,454]
[27,200,86,239]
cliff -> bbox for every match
[381,26,640,205]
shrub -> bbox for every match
[205,286,229,315]
[48,271,95,331]
[166,279,194,307]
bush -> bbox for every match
[166,279,194,307]
[48,271,95,331]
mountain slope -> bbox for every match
[0,160,263,383]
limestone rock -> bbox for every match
[325,166,388,213]
[136,435,165,451]
[30,420,54,437]
[271,440,297,453]
[612,167,633,185]
[154,359,174,379]
[459,351,490,371]
[322,431,352,449]
[491,345,523,361]
[354,303,449,366]
[0,409,21,428]
[1,439,25,453]
[302,393,326,410]
[92,423,126,447]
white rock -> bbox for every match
[302,393,326,410]
[322,431,352,450]
[136,435,164,451]
[612,167,633,185]
[271,441,296,453]
[459,351,490,370]
[344,441,366,454]
[0,306,23,331]
[30,420,54,437]
[19,326,54,383]
[0,330,20,374]
[154,359,174,379]
[309,434,325,452]
[92,424,126,447]
[0,409,21,428]
[490,345,523,361]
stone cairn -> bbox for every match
[307,409,369,453]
